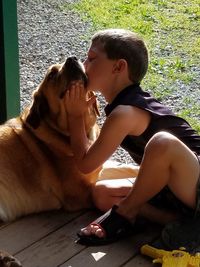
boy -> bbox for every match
[65,29,200,245]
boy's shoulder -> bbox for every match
[108,104,151,136]
[110,104,151,123]
[111,104,149,114]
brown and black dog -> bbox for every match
[0,57,138,222]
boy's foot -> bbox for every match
[77,205,135,246]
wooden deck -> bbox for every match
[0,209,162,267]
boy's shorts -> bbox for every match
[149,154,200,218]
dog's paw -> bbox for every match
[0,250,22,267]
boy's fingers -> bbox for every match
[72,81,85,99]
[65,81,86,108]
[65,90,69,102]
[64,91,70,111]
[70,84,76,99]
[87,95,97,107]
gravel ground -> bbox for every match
[17,0,91,110]
[17,0,132,163]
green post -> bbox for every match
[0,0,20,123]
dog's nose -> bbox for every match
[66,56,77,64]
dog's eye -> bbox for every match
[48,68,58,80]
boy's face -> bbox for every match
[83,43,117,92]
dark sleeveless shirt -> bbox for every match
[105,84,200,165]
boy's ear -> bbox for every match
[113,59,127,73]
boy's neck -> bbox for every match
[103,80,133,103]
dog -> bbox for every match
[0,57,138,222]
[0,250,22,267]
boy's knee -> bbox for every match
[145,131,179,156]
[91,182,109,211]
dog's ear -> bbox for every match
[87,91,100,116]
[26,93,49,129]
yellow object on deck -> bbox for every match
[141,244,200,267]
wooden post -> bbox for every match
[0,0,20,123]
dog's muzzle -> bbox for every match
[65,56,87,85]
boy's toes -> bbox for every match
[77,205,136,246]
[95,228,105,238]
[80,227,92,236]
[80,224,105,238]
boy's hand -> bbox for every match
[64,81,96,117]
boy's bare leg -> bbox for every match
[139,203,178,224]
[81,132,199,237]
[117,132,199,220]
[92,178,177,224]
[92,177,135,211]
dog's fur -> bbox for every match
[0,250,22,267]
[0,57,138,222]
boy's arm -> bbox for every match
[65,83,150,174]
[67,109,132,174]
[67,114,90,163]
[65,81,95,163]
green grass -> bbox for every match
[62,0,200,132]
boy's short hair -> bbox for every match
[92,29,148,83]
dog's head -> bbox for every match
[24,57,99,135]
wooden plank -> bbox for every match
[60,223,161,267]
[0,0,20,123]
[123,254,155,267]
[0,210,81,254]
[0,221,9,229]
[15,211,98,267]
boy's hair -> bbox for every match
[92,29,148,83]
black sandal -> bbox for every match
[77,205,135,246]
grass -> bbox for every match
[62,0,200,132]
